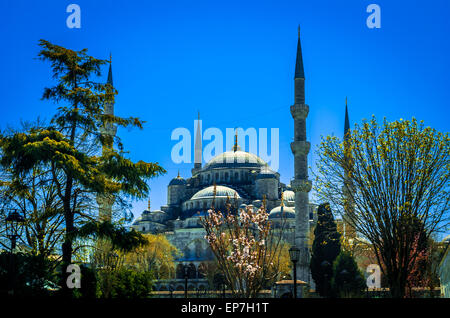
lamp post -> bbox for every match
[5,209,25,296]
[289,245,300,298]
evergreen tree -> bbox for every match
[0,40,165,296]
[310,202,341,297]
[331,251,366,298]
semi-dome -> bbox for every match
[169,175,187,186]
[256,167,277,179]
[191,185,241,200]
[282,190,295,202]
[269,206,295,219]
[204,150,267,169]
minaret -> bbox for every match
[97,54,117,221]
[192,112,202,174]
[343,97,356,239]
[290,26,312,283]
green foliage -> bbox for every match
[97,267,153,298]
[331,251,366,298]
[310,203,341,297]
[76,221,147,252]
[314,116,449,297]
[0,40,166,296]
[74,264,98,298]
[0,252,59,296]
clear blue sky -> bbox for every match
[1,0,449,232]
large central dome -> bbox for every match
[191,185,241,200]
[204,150,267,169]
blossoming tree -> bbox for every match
[200,196,290,298]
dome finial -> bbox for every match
[280,191,284,207]
[147,197,151,211]
[232,129,241,152]
[177,169,180,178]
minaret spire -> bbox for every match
[97,52,117,221]
[290,25,311,284]
[344,97,350,140]
[107,52,113,86]
[342,97,356,239]
[294,26,305,80]
[193,111,202,173]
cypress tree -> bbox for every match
[331,251,366,298]
[310,202,341,297]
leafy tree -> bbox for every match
[314,117,449,297]
[0,40,165,296]
[122,233,180,278]
[331,251,366,298]
[108,268,153,298]
[0,252,59,296]
[0,122,65,258]
[310,203,341,297]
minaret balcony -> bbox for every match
[290,179,312,193]
[290,141,310,156]
[290,104,309,120]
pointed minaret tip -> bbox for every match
[344,97,350,139]
[107,52,113,86]
[294,25,305,79]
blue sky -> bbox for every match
[1,0,449,232]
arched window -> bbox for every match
[187,263,197,279]
[176,264,185,279]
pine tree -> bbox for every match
[310,202,341,297]
[0,40,165,296]
[331,251,366,298]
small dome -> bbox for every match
[443,234,450,243]
[191,185,241,200]
[269,206,295,219]
[282,190,295,202]
[132,216,143,225]
[204,150,267,169]
[256,167,277,180]
[169,175,186,186]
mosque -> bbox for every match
[98,27,343,290]
[129,28,321,287]
[131,136,318,281]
